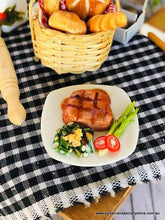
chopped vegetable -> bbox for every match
[113,107,139,138]
[0,13,6,24]
[94,136,107,150]
[107,101,139,138]
[106,135,120,152]
[53,122,94,157]
[0,5,25,26]
[94,135,120,152]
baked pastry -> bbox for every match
[66,0,111,20]
[87,11,127,32]
[43,0,60,17]
[48,10,87,34]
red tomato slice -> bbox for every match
[94,136,107,150]
[0,13,6,21]
[106,135,120,152]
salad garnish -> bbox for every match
[53,122,94,157]
[53,101,139,158]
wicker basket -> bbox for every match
[29,0,120,74]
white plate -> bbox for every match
[41,84,139,167]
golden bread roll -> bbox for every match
[87,15,104,32]
[48,10,87,34]
[87,11,127,32]
[115,12,127,27]
[66,0,110,20]
[43,0,60,17]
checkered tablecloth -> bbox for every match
[0,20,165,220]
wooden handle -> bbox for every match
[116,0,120,12]
[148,32,165,52]
[0,36,26,125]
[29,0,36,43]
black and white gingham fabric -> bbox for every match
[0,20,165,220]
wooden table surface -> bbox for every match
[58,187,135,220]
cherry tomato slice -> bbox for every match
[106,135,120,152]
[94,136,107,150]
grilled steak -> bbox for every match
[61,89,113,131]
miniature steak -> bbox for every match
[61,89,113,131]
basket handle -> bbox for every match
[29,0,37,42]
[115,0,120,12]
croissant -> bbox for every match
[66,0,110,20]
[48,10,87,35]
[87,11,127,32]
[43,0,60,17]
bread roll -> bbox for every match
[87,11,127,32]
[48,10,87,34]
[66,0,110,20]
[43,0,60,17]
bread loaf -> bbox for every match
[66,0,110,20]
[87,11,127,32]
[43,0,60,16]
[48,10,87,34]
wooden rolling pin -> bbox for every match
[148,32,165,52]
[0,31,26,125]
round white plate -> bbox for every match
[41,84,139,167]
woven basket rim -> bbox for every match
[29,0,120,38]
[35,18,114,39]
[38,21,113,37]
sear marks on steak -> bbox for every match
[61,89,113,131]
